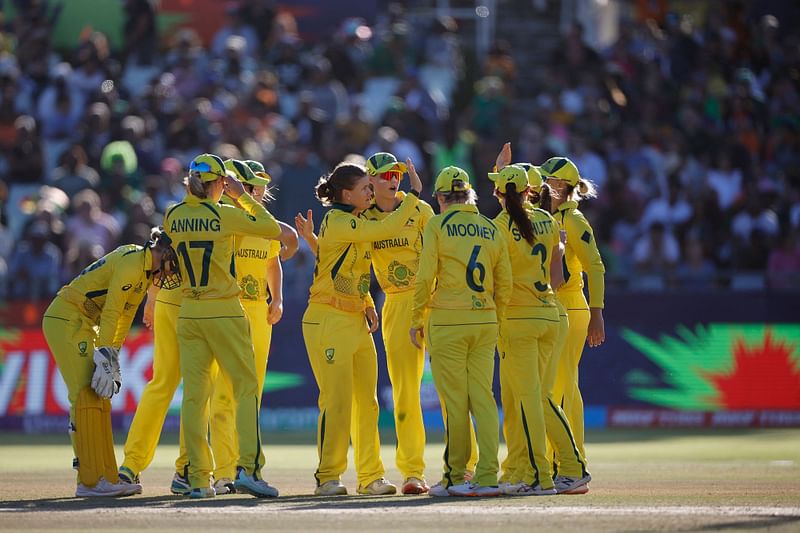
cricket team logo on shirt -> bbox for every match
[388,260,411,288]
[78,341,88,356]
[325,348,335,364]
[240,274,260,300]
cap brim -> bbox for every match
[249,173,271,186]
[487,172,501,182]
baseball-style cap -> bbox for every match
[514,162,544,190]
[189,153,233,182]
[434,166,472,195]
[366,152,408,176]
[224,159,266,186]
[488,164,528,191]
[540,156,580,186]
[243,160,273,186]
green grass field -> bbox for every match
[1,429,799,532]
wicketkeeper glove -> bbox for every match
[91,347,121,399]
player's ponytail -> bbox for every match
[504,182,535,245]
[184,173,215,199]
[576,178,598,200]
[537,182,556,213]
[315,162,367,206]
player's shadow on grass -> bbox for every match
[0,495,191,511]
[687,516,800,531]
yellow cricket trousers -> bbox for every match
[209,300,272,480]
[552,290,590,460]
[122,299,185,476]
[302,302,385,488]
[382,291,426,480]
[427,308,499,488]
[42,297,99,484]
[498,305,558,488]
[178,298,265,489]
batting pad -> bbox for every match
[75,387,118,487]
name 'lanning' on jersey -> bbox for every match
[163,193,281,302]
[362,191,435,294]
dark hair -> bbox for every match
[504,182,535,245]
[315,162,366,206]
[533,183,555,213]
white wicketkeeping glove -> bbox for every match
[91,347,121,399]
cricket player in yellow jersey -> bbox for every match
[540,156,605,493]
[207,159,296,494]
[42,229,180,497]
[360,152,435,494]
[298,161,422,496]
[490,163,591,495]
[410,166,512,498]
[163,153,286,498]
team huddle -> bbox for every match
[43,144,605,499]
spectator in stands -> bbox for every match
[675,235,717,289]
[122,0,158,67]
[64,189,120,257]
[633,222,680,277]
[51,144,100,197]
[6,115,43,184]
[211,4,260,59]
[767,230,800,289]
[8,220,61,300]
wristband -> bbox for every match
[409,189,420,197]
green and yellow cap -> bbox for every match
[189,153,233,182]
[224,158,264,186]
[366,152,408,176]
[488,164,529,191]
[540,156,580,186]
[243,160,272,186]
[434,166,472,195]
[514,162,544,191]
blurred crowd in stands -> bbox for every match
[0,0,798,303]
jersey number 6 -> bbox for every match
[466,245,486,293]
[176,240,214,287]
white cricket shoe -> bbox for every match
[447,481,501,497]
[189,486,216,499]
[402,477,429,495]
[554,474,592,494]
[76,477,139,498]
[357,477,397,495]
[428,482,450,497]
[233,467,279,498]
[213,477,236,495]
[117,466,143,495]
[314,480,347,496]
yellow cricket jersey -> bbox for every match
[411,204,512,328]
[362,192,435,294]
[55,244,152,348]
[235,236,281,303]
[163,193,280,302]
[494,207,559,308]
[308,193,420,313]
[553,200,605,308]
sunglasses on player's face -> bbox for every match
[378,170,403,182]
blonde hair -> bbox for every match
[184,174,217,198]
[563,178,598,202]
[437,185,478,206]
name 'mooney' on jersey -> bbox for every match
[412,203,511,320]
[495,207,559,307]
[163,193,280,302]
[363,192,435,294]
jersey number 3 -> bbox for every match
[176,240,213,287]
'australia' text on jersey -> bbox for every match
[373,237,409,250]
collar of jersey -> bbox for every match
[370,191,405,213]
[556,200,578,213]
[331,202,356,213]
[444,203,478,214]
[185,193,217,206]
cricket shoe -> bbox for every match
[170,472,191,496]
[402,477,429,495]
[428,482,450,497]
[76,477,140,498]
[499,481,526,495]
[517,483,557,496]
[117,466,143,495]
[314,480,347,496]
[213,477,236,495]
[447,481,501,497]
[189,486,216,499]
[234,467,279,498]
[554,474,592,494]
[357,478,397,495]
